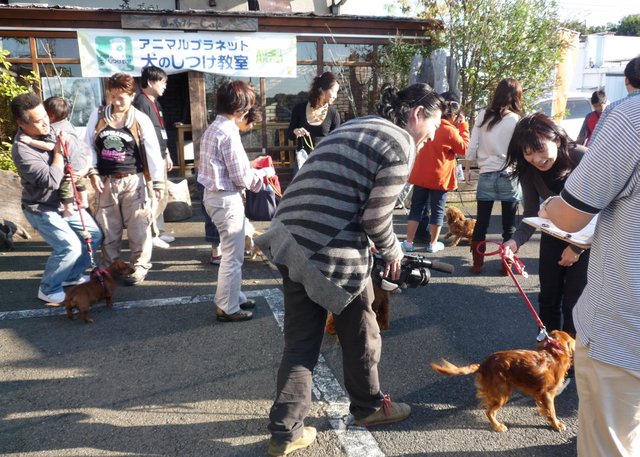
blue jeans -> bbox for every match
[408,186,448,226]
[24,209,103,296]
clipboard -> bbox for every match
[523,216,598,248]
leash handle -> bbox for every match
[476,240,546,333]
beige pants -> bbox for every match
[147,156,169,238]
[576,334,640,457]
[95,173,153,272]
[203,189,247,314]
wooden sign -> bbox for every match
[122,14,259,32]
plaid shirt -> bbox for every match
[198,115,264,193]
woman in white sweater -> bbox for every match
[464,78,523,274]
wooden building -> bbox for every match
[0,4,440,181]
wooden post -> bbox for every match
[188,71,207,173]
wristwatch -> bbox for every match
[540,196,558,213]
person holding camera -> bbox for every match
[255,83,445,456]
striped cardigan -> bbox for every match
[254,116,416,314]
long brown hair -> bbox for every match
[478,78,523,131]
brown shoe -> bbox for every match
[353,395,411,426]
[216,308,253,322]
[268,427,316,456]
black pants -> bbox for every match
[472,200,519,242]
[269,266,384,444]
[538,233,589,336]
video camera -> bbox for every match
[371,253,454,291]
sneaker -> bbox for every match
[209,255,222,265]
[123,269,147,286]
[268,427,317,456]
[38,288,66,304]
[152,237,171,249]
[159,234,175,243]
[240,299,256,310]
[62,275,90,287]
[401,241,415,252]
[427,241,445,253]
[353,395,411,426]
[216,308,253,322]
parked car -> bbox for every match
[533,93,592,141]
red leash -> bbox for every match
[476,240,561,348]
[58,132,97,270]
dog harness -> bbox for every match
[90,268,112,301]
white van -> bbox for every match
[533,93,592,141]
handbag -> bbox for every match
[245,156,281,221]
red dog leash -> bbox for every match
[58,132,97,270]
[476,240,563,350]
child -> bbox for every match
[403,99,470,253]
[575,89,607,146]
[20,97,90,217]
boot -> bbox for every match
[501,257,514,276]
[471,241,485,274]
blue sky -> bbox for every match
[341,0,640,27]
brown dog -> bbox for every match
[245,231,264,260]
[443,207,476,246]
[431,330,575,432]
[47,260,134,323]
[326,282,390,334]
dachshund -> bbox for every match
[443,207,476,247]
[431,330,575,432]
[47,260,134,323]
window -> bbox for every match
[1,35,104,128]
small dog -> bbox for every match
[326,282,391,334]
[431,330,575,432]
[245,231,264,260]
[47,260,134,323]
[443,207,476,246]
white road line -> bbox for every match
[0,288,385,457]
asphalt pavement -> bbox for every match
[0,196,579,457]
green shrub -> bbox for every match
[0,50,40,173]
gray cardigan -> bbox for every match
[254,116,415,314]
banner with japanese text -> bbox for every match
[77,29,297,78]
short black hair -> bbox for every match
[591,89,607,105]
[140,66,167,89]
[43,96,69,123]
[11,92,43,124]
[624,57,640,89]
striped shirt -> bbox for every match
[590,88,640,144]
[198,115,264,193]
[254,116,415,314]
[561,95,640,370]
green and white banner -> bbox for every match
[77,29,297,78]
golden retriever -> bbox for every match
[431,330,575,432]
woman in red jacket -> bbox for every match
[403,100,470,253]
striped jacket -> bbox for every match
[254,116,416,313]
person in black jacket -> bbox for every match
[502,113,589,339]
[286,72,341,175]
